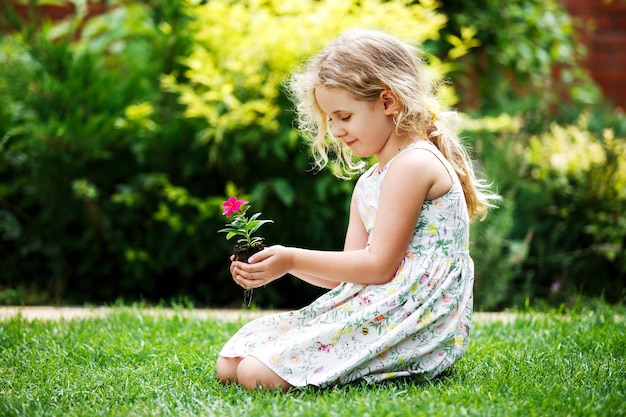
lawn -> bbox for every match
[0,303,624,417]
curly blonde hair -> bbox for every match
[287,29,499,221]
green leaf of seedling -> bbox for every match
[218,228,246,240]
[249,219,273,235]
[245,220,260,232]
[248,212,262,221]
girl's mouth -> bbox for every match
[345,139,357,147]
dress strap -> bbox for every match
[393,141,459,185]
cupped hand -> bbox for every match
[231,245,292,289]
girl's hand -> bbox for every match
[228,254,239,282]
[232,245,292,289]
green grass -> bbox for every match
[1,304,624,417]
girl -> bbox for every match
[216,29,499,391]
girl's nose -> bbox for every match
[332,125,347,138]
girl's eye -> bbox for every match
[328,115,351,124]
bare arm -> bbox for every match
[281,190,369,289]
[234,149,450,288]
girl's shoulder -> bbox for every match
[357,140,453,188]
[397,141,457,181]
[386,141,449,175]
[384,141,459,200]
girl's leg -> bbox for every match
[216,355,243,384]
[236,356,292,391]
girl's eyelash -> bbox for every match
[328,115,351,123]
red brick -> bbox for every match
[594,16,614,30]
[597,2,626,14]
[596,70,626,81]
[615,17,626,30]
[589,36,626,54]
[560,0,626,107]
[561,0,594,15]
[616,55,626,67]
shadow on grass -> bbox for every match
[291,367,455,395]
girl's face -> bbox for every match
[314,86,397,159]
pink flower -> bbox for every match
[218,196,273,247]
[316,341,332,352]
[358,295,372,306]
[222,196,248,217]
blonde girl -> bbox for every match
[216,29,500,391]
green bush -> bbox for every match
[434,0,601,126]
[517,113,626,303]
[1,0,622,310]
[158,0,484,307]
[464,109,626,309]
[1,0,478,307]
[434,0,625,308]
[0,0,208,303]
[460,115,531,311]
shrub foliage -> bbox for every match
[0,0,624,309]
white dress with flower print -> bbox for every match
[219,141,474,388]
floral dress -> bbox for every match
[219,141,474,388]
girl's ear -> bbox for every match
[380,90,399,115]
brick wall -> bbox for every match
[561,0,626,109]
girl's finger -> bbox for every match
[248,247,271,263]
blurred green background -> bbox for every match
[1,0,624,310]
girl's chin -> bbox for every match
[345,142,373,158]
[352,150,374,159]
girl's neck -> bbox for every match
[376,133,428,170]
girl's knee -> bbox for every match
[236,356,291,391]
[216,356,242,384]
